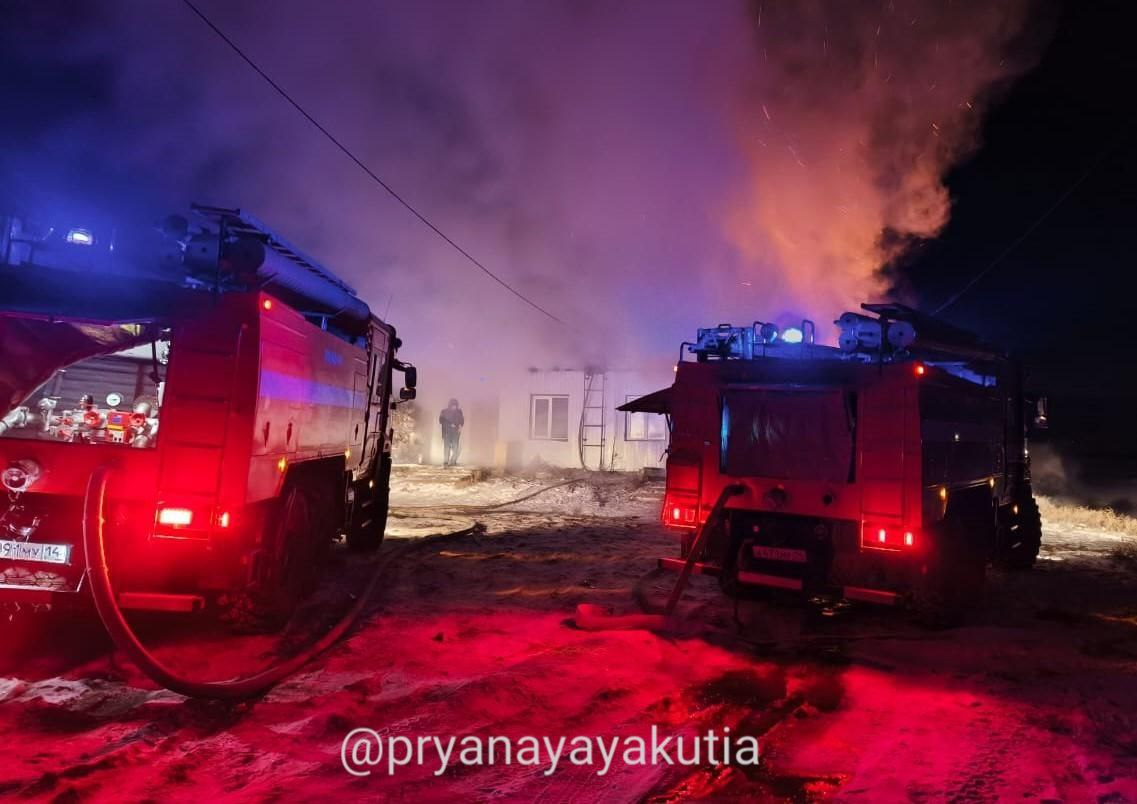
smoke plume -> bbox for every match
[725,0,1041,326]
[0,0,1044,406]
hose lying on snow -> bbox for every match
[571,484,744,632]
[82,465,475,700]
[394,477,596,513]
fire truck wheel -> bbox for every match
[914,513,986,628]
[233,486,321,631]
[993,495,1042,570]
[347,456,391,552]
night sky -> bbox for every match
[2,0,1135,470]
[901,0,1137,465]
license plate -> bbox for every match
[753,545,808,563]
[0,539,72,565]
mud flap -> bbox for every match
[915,511,987,627]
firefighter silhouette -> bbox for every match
[439,398,464,467]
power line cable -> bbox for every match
[180,0,567,326]
[933,122,1136,316]
[932,169,1095,315]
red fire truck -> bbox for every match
[623,304,1045,621]
[0,205,415,624]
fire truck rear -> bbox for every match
[0,205,416,623]
[625,304,1046,621]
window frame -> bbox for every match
[529,393,570,441]
[623,394,668,442]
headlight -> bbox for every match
[2,459,42,493]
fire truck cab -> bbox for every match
[624,304,1045,621]
[0,205,415,623]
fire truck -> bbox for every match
[0,205,415,624]
[623,304,1045,621]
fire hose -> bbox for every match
[572,484,744,631]
[394,477,590,512]
[81,465,472,700]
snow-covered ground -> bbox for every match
[1,466,1136,801]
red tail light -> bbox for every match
[663,495,699,529]
[157,507,194,527]
[863,521,918,551]
[155,506,234,536]
[663,457,702,531]
[668,503,698,528]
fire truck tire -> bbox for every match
[347,455,391,552]
[914,512,986,628]
[237,486,322,631]
[993,494,1042,570]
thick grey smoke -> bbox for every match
[1,0,1045,415]
[724,0,1044,318]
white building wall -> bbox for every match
[494,368,671,472]
[606,370,670,472]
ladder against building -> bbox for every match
[580,372,607,471]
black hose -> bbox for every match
[81,465,465,700]
[662,484,744,616]
[578,374,592,470]
[393,477,585,512]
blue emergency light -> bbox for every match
[65,228,94,245]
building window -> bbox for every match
[530,394,569,440]
[625,395,667,441]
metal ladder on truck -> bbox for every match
[579,372,607,471]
